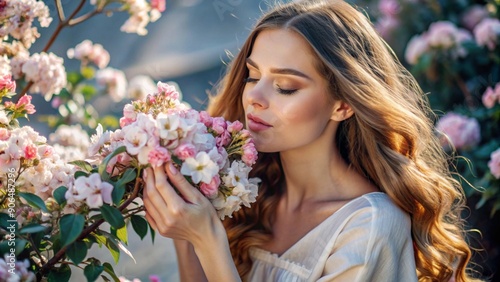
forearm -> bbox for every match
[174,239,208,282]
[192,225,241,282]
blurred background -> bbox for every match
[19,0,500,281]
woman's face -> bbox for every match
[242,28,335,153]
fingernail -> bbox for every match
[143,169,148,178]
[169,163,178,175]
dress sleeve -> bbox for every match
[316,198,417,282]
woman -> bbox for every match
[143,0,479,281]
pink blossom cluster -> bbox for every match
[96,67,128,102]
[118,0,166,36]
[49,124,91,161]
[482,82,500,109]
[0,0,52,48]
[374,0,400,39]
[4,94,36,115]
[89,81,260,219]
[405,21,472,65]
[13,52,67,100]
[0,254,35,282]
[488,148,500,179]
[67,40,110,69]
[0,125,76,201]
[461,5,489,31]
[473,18,500,51]
[0,74,16,97]
[436,112,481,150]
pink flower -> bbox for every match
[474,18,500,51]
[0,74,16,93]
[200,175,221,198]
[227,120,243,133]
[212,117,227,134]
[488,148,500,179]
[461,5,489,31]
[0,128,10,141]
[378,0,400,17]
[151,0,166,12]
[199,111,213,127]
[24,144,37,159]
[241,141,258,166]
[405,34,429,65]
[96,67,128,102]
[174,143,196,160]
[375,16,399,40]
[157,81,179,100]
[482,83,500,109]
[436,112,481,150]
[216,131,231,147]
[17,94,36,114]
[148,146,171,167]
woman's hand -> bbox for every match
[142,162,222,246]
[142,162,241,282]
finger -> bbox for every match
[165,162,201,203]
[145,212,158,231]
[153,165,183,206]
[143,167,170,223]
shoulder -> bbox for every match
[333,192,412,248]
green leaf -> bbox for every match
[491,199,500,218]
[67,241,88,265]
[48,264,71,282]
[18,192,48,212]
[131,215,148,240]
[149,223,156,244]
[111,225,128,245]
[19,223,47,234]
[117,168,137,185]
[67,72,84,86]
[93,232,120,263]
[53,186,68,205]
[102,262,120,282]
[68,160,93,172]
[59,214,85,247]
[100,205,125,229]
[111,182,125,206]
[84,261,104,282]
[99,146,127,180]
[75,170,89,179]
[0,213,10,230]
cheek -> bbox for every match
[275,98,324,127]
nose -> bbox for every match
[243,80,269,109]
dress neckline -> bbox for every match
[255,191,386,259]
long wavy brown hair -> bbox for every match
[207,0,479,280]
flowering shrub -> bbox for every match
[0,1,260,281]
[353,0,500,278]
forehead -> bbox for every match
[249,29,320,72]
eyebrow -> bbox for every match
[246,58,312,80]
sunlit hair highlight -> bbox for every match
[207,0,480,280]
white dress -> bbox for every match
[247,192,418,282]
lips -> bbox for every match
[247,114,272,132]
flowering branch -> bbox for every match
[37,173,144,278]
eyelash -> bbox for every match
[243,77,298,95]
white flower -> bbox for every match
[180,151,219,184]
[127,75,156,100]
[95,67,127,102]
[88,124,111,156]
[73,173,113,209]
[156,112,181,140]
[123,126,148,155]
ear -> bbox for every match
[330,100,354,121]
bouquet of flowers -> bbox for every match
[87,81,260,220]
[0,76,260,281]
